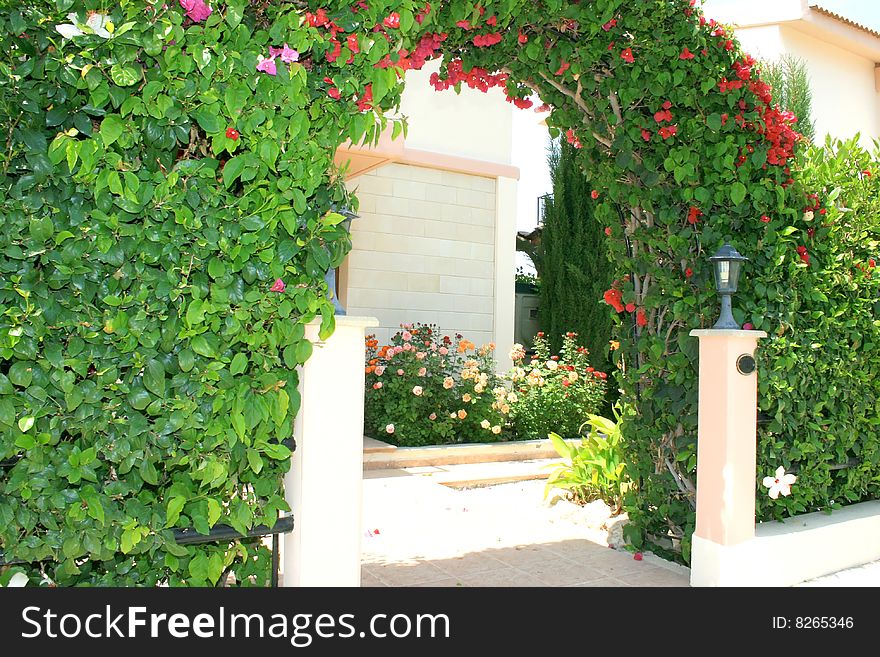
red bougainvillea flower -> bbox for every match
[591,190,599,199]
[636,308,648,327]
[633,552,643,561]
[554,60,570,75]
[603,288,625,312]
[456,19,472,29]
[562,379,571,387]
[743,323,754,330]
[605,227,612,236]
[179,0,212,22]
[724,39,734,51]
[685,268,693,278]
[602,18,617,31]
[256,55,277,75]
[473,32,503,47]
[863,169,872,176]
[347,33,360,54]
[486,15,497,26]
[870,259,877,268]
[625,302,636,313]
[518,30,528,44]
[305,8,329,27]
[565,128,582,149]
[760,215,771,223]
[679,46,695,60]
[327,87,341,99]
[225,127,239,140]
[270,278,285,293]
[620,47,634,64]
[687,206,702,224]
[796,245,810,265]
[383,12,401,29]
[659,125,678,139]
[654,108,673,123]
[356,84,373,111]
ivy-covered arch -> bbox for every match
[2,0,878,584]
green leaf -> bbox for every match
[8,361,33,388]
[186,299,205,325]
[224,85,250,118]
[110,63,141,87]
[246,448,264,474]
[207,498,222,526]
[730,181,747,206]
[143,359,166,398]
[100,115,125,147]
[191,335,216,358]
[222,155,247,187]
[165,496,186,527]
[139,458,159,486]
[0,399,14,427]
[18,416,35,433]
[230,353,248,375]
[179,349,196,372]
[85,496,105,525]
[191,107,222,134]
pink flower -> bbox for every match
[416,352,426,360]
[385,424,395,434]
[418,367,427,377]
[402,331,412,341]
[270,278,285,293]
[279,43,299,63]
[412,386,423,396]
[396,369,404,376]
[402,342,413,352]
[179,0,212,22]
[633,552,643,561]
[429,413,437,420]
[439,347,448,356]
[374,366,385,376]
[384,12,400,29]
[373,382,382,389]
[256,55,277,76]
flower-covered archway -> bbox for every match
[4,0,872,584]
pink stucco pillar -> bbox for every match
[689,328,767,586]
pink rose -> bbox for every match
[402,331,412,341]
[374,366,385,376]
[429,413,437,420]
[439,347,448,356]
[397,369,404,376]
[412,386,423,396]
[416,352,426,360]
[418,367,427,377]
[385,424,394,434]
[372,382,382,389]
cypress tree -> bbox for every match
[538,139,616,384]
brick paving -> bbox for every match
[361,469,691,587]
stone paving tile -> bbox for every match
[361,570,387,587]
[431,552,507,578]
[566,577,632,587]
[519,557,607,586]
[453,566,545,587]
[487,544,567,569]
[413,578,465,587]
[615,566,689,587]
[366,561,449,586]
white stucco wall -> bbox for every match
[345,163,499,348]
[399,61,514,165]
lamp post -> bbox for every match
[708,243,748,330]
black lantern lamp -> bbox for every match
[323,205,360,315]
[708,243,748,329]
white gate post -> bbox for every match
[689,328,766,586]
[281,315,378,587]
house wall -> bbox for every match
[734,24,880,145]
[345,162,499,348]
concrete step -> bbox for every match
[362,436,572,470]
[364,458,563,489]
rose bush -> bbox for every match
[364,324,506,446]
[506,332,607,440]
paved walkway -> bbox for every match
[361,467,690,587]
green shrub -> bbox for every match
[507,332,607,440]
[364,324,507,446]
[545,402,630,512]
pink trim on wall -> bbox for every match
[336,129,520,180]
